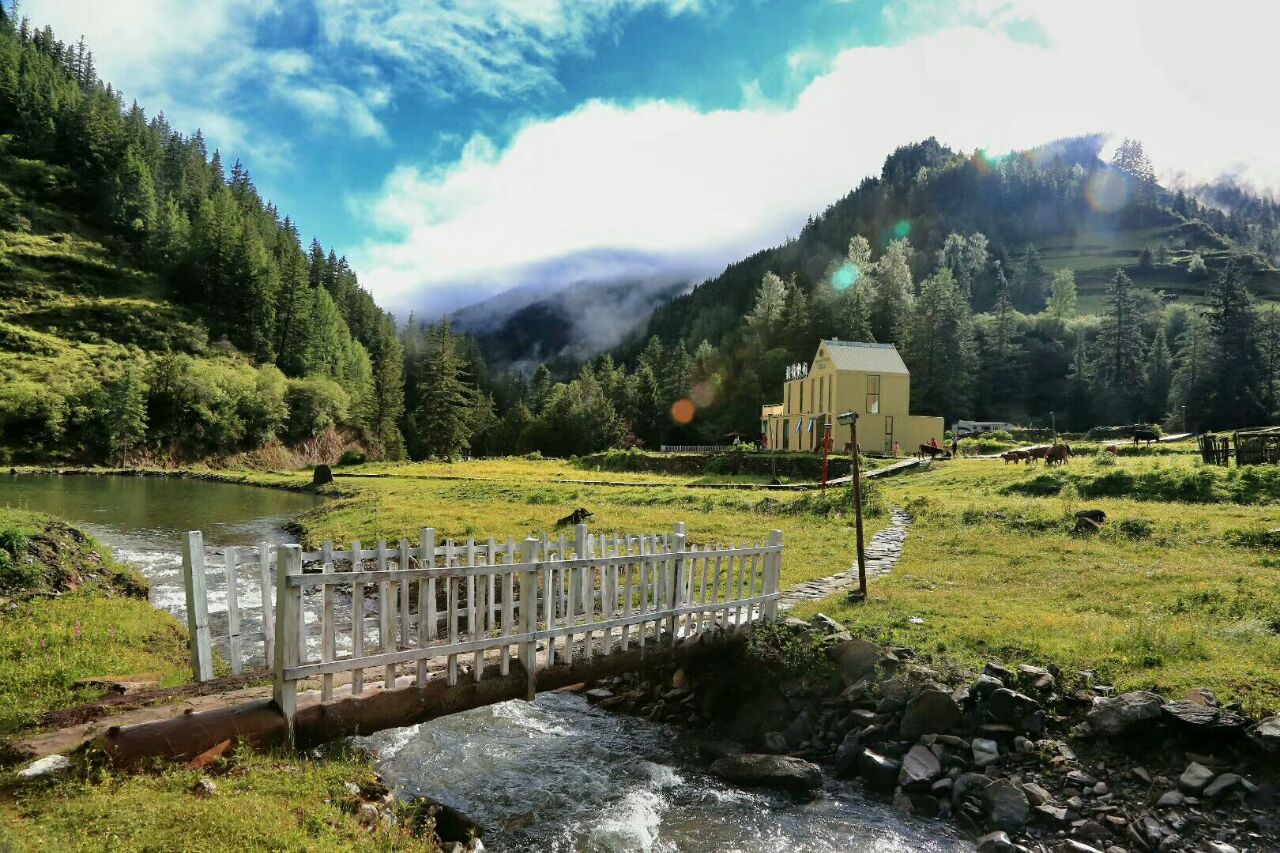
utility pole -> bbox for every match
[838,411,866,602]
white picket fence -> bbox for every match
[659,444,734,453]
[181,524,784,726]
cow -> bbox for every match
[556,507,594,528]
[1133,429,1158,446]
[918,444,951,460]
[1046,444,1072,465]
[1027,446,1050,464]
[1104,444,1118,455]
[1000,451,1019,464]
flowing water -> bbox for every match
[4,473,970,852]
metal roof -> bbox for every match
[818,340,909,375]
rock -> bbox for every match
[1204,843,1239,853]
[857,749,902,793]
[1254,715,1280,754]
[971,674,1004,699]
[1161,700,1248,732]
[972,738,1000,767]
[1013,735,1035,754]
[1021,782,1052,807]
[73,673,162,695]
[909,794,940,817]
[981,778,1030,833]
[899,689,962,739]
[985,687,1042,729]
[975,830,1016,852]
[1073,819,1110,846]
[810,612,844,634]
[983,663,1015,685]
[898,744,942,789]
[829,639,898,686]
[671,668,689,689]
[312,464,334,486]
[1016,664,1055,691]
[763,731,788,753]
[1202,772,1242,798]
[952,772,993,806]
[1178,761,1214,794]
[1085,691,1164,736]
[710,753,823,791]
[15,754,73,779]
[1059,842,1104,853]
[190,778,217,798]
[1181,687,1219,706]
[1033,803,1068,825]
[584,687,614,704]
[1066,769,1097,787]
[698,739,744,761]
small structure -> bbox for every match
[759,340,943,454]
[953,420,1016,438]
[1198,428,1280,466]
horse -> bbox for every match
[1045,444,1072,465]
[918,444,951,460]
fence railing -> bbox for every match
[659,444,735,453]
[181,524,783,726]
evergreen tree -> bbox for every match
[413,321,475,458]
[1013,244,1045,313]
[369,319,406,458]
[1155,242,1170,266]
[1260,306,1280,421]
[1064,335,1093,431]
[1169,314,1213,433]
[869,238,913,343]
[976,264,1023,418]
[1187,252,1207,281]
[102,362,148,460]
[1145,324,1172,423]
[1203,259,1265,428]
[935,231,988,299]
[1090,269,1147,423]
[744,271,788,351]
[904,268,976,420]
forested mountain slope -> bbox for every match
[0,12,405,464]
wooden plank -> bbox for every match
[224,545,242,676]
[764,530,782,621]
[377,541,394,688]
[258,543,274,668]
[487,537,498,632]
[501,537,515,676]
[321,560,335,701]
[424,527,440,686]
[273,544,303,737]
[711,548,725,625]
[582,532,595,661]
[621,534,634,651]
[520,537,540,699]
[351,540,364,696]
[471,539,484,683]
[446,540,458,686]
[544,542,556,667]
[182,531,214,682]
[399,539,412,656]
[668,524,686,640]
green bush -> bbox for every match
[284,377,350,443]
[338,449,367,466]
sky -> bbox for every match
[26,0,1280,318]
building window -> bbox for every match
[817,375,824,413]
[866,374,880,415]
[783,419,790,450]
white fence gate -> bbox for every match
[181,525,784,720]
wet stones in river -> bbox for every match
[709,753,823,792]
[1084,690,1163,737]
[856,749,901,793]
[897,744,942,790]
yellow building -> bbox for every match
[760,340,944,455]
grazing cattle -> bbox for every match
[1027,446,1049,464]
[918,444,951,460]
[1076,509,1107,525]
[1001,451,1019,464]
[1132,429,1158,446]
[1104,444,1118,455]
[556,507,594,528]
[1045,444,1072,465]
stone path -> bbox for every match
[777,507,912,611]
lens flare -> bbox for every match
[691,380,717,408]
[893,219,911,239]
[831,262,860,291]
[670,398,695,425]
[1085,170,1130,213]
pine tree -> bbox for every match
[936,231,988,299]
[977,264,1023,418]
[1013,244,1045,313]
[869,238,913,343]
[1170,314,1213,433]
[904,268,976,420]
[744,271,788,351]
[1258,306,1280,420]
[1203,259,1265,428]
[414,321,475,458]
[1155,241,1170,266]
[1090,269,1147,423]
[1065,336,1093,431]
[1047,269,1078,321]
[369,319,406,459]
[1145,324,1172,423]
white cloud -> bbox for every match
[354,0,1280,312]
[314,0,711,98]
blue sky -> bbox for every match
[29,1,1280,317]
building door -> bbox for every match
[884,415,894,454]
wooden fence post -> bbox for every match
[417,528,434,689]
[273,544,303,742]
[257,543,274,668]
[520,536,540,701]
[764,530,783,621]
[667,523,686,641]
[224,545,242,676]
[182,531,214,682]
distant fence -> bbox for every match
[659,445,733,453]
[181,525,783,727]
[1198,430,1280,467]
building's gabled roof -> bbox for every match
[819,340,909,375]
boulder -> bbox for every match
[1021,782,1052,807]
[899,690,962,740]
[898,744,942,789]
[710,753,823,792]
[1177,761,1214,794]
[16,754,73,779]
[1155,789,1184,807]
[1161,700,1248,733]
[829,639,897,685]
[1254,715,1280,754]
[971,673,1004,700]
[981,778,1030,833]
[763,731,788,753]
[583,688,614,704]
[410,798,485,846]
[1033,803,1068,825]
[975,831,1016,853]
[312,464,334,486]
[833,731,862,777]
[972,738,1000,767]
[810,612,844,634]
[1203,772,1242,798]
[1016,664,1054,692]
[983,663,1015,685]
[857,749,901,793]
[985,688,1041,728]
[1085,690,1163,736]
[952,772,993,807]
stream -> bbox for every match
[3,472,971,852]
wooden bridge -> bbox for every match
[98,523,785,764]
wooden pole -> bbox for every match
[272,544,303,742]
[850,417,867,602]
[182,531,214,682]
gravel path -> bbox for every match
[777,507,911,611]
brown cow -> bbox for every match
[1104,444,1118,455]
[1045,444,1072,465]
[1000,451,1018,464]
[918,444,951,460]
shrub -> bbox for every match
[338,449,366,466]
[284,377,350,443]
